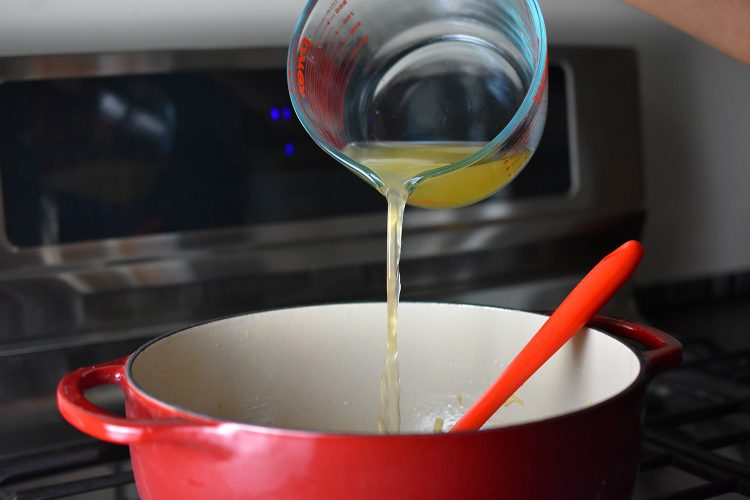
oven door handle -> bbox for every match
[585,315,683,377]
[57,357,234,458]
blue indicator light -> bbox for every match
[270,107,280,121]
[284,142,294,156]
[282,107,292,120]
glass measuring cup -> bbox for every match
[287,0,547,208]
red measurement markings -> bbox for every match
[515,0,531,25]
[331,32,360,119]
[513,0,537,66]
[314,18,343,146]
[517,19,533,62]
[303,12,331,135]
[296,37,312,99]
[294,15,328,99]
[325,15,359,145]
[316,13,340,144]
[287,61,294,95]
[529,77,548,143]
[324,16,351,143]
[503,152,526,175]
[334,0,348,14]
[296,23,328,144]
[497,67,548,173]
[322,23,350,144]
[296,7,367,148]
[533,54,548,104]
[515,0,532,33]
[324,0,346,16]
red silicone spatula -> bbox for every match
[449,240,644,433]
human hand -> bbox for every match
[618,0,750,66]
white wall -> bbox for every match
[0,0,748,285]
[538,0,750,285]
[0,0,307,54]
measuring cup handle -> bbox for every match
[57,357,233,458]
[586,315,683,376]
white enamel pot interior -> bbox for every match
[129,302,642,433]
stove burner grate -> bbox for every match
[633,345,750,499]
[0,442,134,500]
[5,345,750,499]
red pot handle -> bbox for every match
[57,356,234,457]
[586,315,683,376]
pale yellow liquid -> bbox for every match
[378,187,406,434]
[342,142,531,434]
[343,142,530,209]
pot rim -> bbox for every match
[123,301,650,439]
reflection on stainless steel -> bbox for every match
[0,48,288,83]
[0,205,643,349]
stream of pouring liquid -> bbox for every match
[342,142,530,434]
[379,186,407,434]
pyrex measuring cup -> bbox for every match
[288,0,547,208]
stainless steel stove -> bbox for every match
[0,45,672,499]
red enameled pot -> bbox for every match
[58,303,681,499]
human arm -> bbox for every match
[618,0,750,65]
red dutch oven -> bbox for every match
[58,303,681,499]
